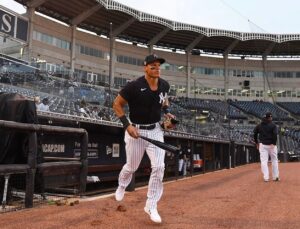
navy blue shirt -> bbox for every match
[253,119,278,145]
[119,76,170,124]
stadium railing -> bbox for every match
[0,120,88,209]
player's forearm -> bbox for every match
[113,96,130,129]
[113,95,126,118]
[162,98,173,116]
[113,102,125,118]
[114,106,130,129]
[162,97,170,108]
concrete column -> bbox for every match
[26,7,35,62]
[148,45,153,54]
[111,39,116,87]
[109,35,116,89]
[223,54,229,100]
[70,25,77,75]
[262,56,268,101]
[186,51,191,98]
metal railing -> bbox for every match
[0,120,88,208]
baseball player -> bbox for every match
[113,54,175,223]
[253,112,280,182]
[178,145,187,176]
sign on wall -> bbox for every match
[39,132,126,165]
[0,7,28,42]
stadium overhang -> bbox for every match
[14,0,300,56]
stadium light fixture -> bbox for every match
[277,90,285,94]
[204,89,213,93]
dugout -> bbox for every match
[0,93,37,208]
[36,113,258,193]
[232,142,259,167]
[0,94,88,211]
[188,140,230,174]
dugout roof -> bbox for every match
[15,0,300,56]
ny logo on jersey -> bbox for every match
[159,92,167,104]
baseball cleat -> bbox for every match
[273,177,280,182]
[264,179,269,182]
[115,186,125,201]
[144,207,162,223]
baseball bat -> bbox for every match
[140,136,179,153]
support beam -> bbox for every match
[223,54,229,100]
[70,25,76,74]
[111,17,136,37]
[263,42,276,57]
[27,0,48,8]
[70,5,102,26]
[107,18,135,87]
[148,28,170,46]
[186,52,191,98]
[223,39,239,55]
[185,35,204,52]
[148,44,153,54]
[262,55,269,101]
[184,35,204,99]
[223,40,239,100]
[26,7,35,62]
[109,23,115,90]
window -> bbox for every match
[33,31,70,50]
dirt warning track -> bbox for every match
[1,163,300,229]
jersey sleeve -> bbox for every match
[161,78,170,94]
[253,124,260,143]
[119,81,134,102]
[272,124,278,145]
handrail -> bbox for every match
[0,119,88,207]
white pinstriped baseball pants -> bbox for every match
[259,143,279,180]
[118,124,165,210]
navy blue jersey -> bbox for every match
[253,119,278,145]
[119,76,170,124]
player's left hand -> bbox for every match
[164,112,175,120]
[161,113,178,130]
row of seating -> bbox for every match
[1,71,300,144]
[277,102,300,115]
[173,97,247,119]
[230,101,292,121]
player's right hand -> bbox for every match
[126,125,140,139]
[256,143,259,150]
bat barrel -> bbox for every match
[140,136,179,153]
